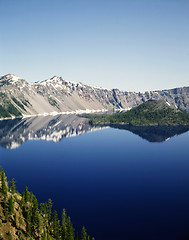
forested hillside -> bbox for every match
[85,100,189,126]
[0,167,94,240]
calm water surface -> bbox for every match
[0,116,189,240]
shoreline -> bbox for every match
[0,108,109,121]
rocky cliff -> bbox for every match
[0,74,188,119]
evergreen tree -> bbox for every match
[26,206,32,236]
[23,186,30,202]
[46,199,52,236]
[66,216,74,240]
[1,169,7,197]
[8,196,14,215]
[31,195,40,235]
[62,208,66,226]
[80,226,87,240]
[20,196,24,210]
[47,198,52,221]
[41,202,49,236]
[39,202,45,214]
[62,208,67,240]
[3,196,8,222]
[30,191,34,202]
[0,167,93,240]
[10,178,16,194]
[53,210,60,239]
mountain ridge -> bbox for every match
[0,74,189,119]
[86,100,189,126]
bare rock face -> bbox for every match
[112,87,189,112]
[0,74,189,118]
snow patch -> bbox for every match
[166,102,171,106]
[9,141,20,149]
[22,109,108,119]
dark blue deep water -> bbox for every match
[0,120,189,240]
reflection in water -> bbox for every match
[0,115,189,149]
[0,117,189,240]
[111,124,189,142]
[0,115,103,149]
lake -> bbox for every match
[0,114,189,240]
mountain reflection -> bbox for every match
[111,124,189,142]
[0,115,103,149]
[0,115,189,149]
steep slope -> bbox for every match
[0,168,93,240]
[0,74,116,118]
[112,86,189,112]
[86,100,189,126]
[0,74,56,118]
[0,74,189,119]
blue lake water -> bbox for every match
[0,115,189,240]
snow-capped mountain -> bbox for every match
[0,74,189,119]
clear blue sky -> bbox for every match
[0,0,188,92]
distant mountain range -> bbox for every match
[0,74,189,119]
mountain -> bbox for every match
[86,100,189,126]
[0,74,189,119]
